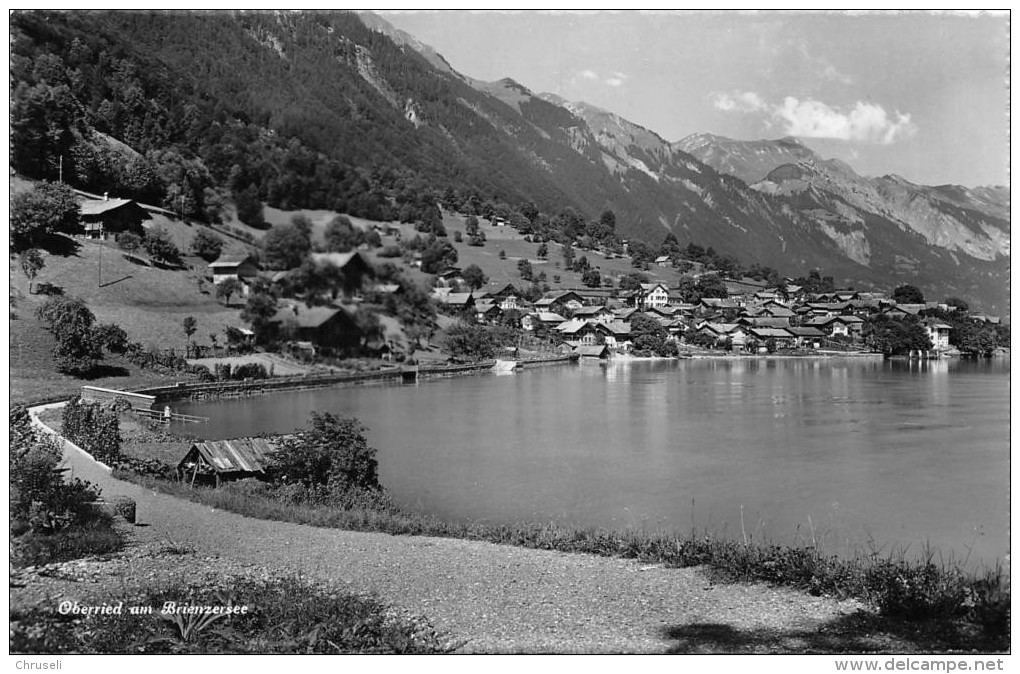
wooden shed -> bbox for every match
[176,438,279,487]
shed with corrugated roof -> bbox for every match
[176,437,279,486]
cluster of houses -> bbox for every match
[432,277,973,358]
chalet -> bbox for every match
[747,327,796,349]
[555,319,616,345]
[79,196,149,239]
[757,305,796,319]
[883,304,925,318]
[696,322,746,347]
[486,284,523,311]
[802,315,864,338]
[534,291,585,313]
[923,320,952,350]
[572,305,615,322]
[210,254,261,286]
[636,283,670,309]
[269,302,361,352]
[654,255,671,268]
[786,326,826,348]
[602,322,632,349]
[309,251,374,288]
[530,311,567,330]
[614,307,640,321]
[474,301,502,323]
[176,437,278,487]
[438,292,476,313]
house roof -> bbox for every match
[179,438,278,475]
[603,321,631,336]
[209,254,258,268]
[270,304,346,329]
[475,301,500,314]
[310,251,370,271]
[79,198,137,216]
[748,327,794,338]
[747,317,792,328]
[534,312,566,323]
[786,327,826,337]
[573,305,610,316]
[701,322,741,335]
[441,292,474,306]
[574,345,609,357]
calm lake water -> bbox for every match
[174,357,1010,567]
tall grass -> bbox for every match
[120,472,1009,647]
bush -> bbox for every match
[143,226,183,265]
[377,244,403,258]
[190,229,225,261]
[232,362,269,380]
[865,559,969,620]
[95,323,130,354]
[116,231,143,251]
[36,296,103,375]
[10,407,111,561]
[267,413,381,493]
[61,396,122,464]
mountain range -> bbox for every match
[10,10,1009,314]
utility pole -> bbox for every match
[58,155,63,184]
[98,237,102,287]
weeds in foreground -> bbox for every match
[117,472,1009,649]
[11,576,452,654]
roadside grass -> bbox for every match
[11,519,125,568]
[119,472,1009,651]
[10,574,452,654]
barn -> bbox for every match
[79,196,150,239]
[176,438,279,487]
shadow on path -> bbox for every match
[661,612,1006,654]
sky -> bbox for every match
[380,10,1010,188]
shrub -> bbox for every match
[190,229,225,261]
[36,296,103,375]
[116,231,143,251]
[95,323,130,354]
[232,362,269,380]
[10,407,110,559]
[267,412,381,493]
[864,559,969,620]
[143,226,182,265]
[377,244,403,258]
[61,396,122,464]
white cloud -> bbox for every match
[711,90,768,113]
[712,90,917,145]
[579,69,598,80]
[776,97,917,144]
[605,77,624,87]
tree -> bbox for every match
[863,315,933,356]
[267,412,381,493]
[464,215,480,237]
[216,277,245,306]
[182,316,198,356]
[562,242,575,269]
[143,226,182,265]
[618,272,649,292]
[241,292,279,345]
[19,249,44,294]
[517,258,533,281]
[190,229,224,261]
[234,184,265,228]
[94,323,129,354]
[36,296,103,375]
[581,267,602,288]
[498,249,507,260]
[263,223,311,269]
[324,215,359,252]
[629,314,669,355]
[660,232,681,258]
[11,181,81,249]
[537,242,548,259]
[462,264,488,290]
[421,240,458,274]
[892,284,926,304]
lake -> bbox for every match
[174,357,1010,567]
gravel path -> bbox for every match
[28,404,869,654]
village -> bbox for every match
[63,184,1005,366]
